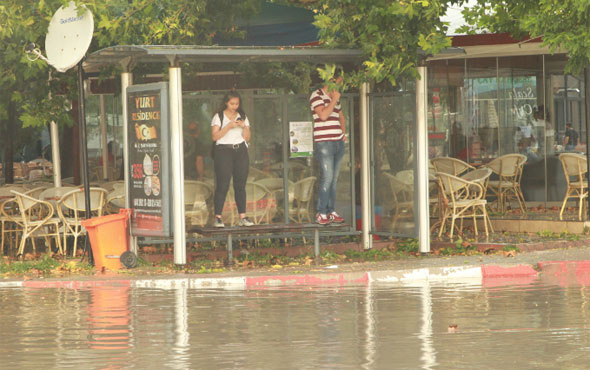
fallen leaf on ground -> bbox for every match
[503,250,516,257]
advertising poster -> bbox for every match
[289,121,313,158]
[126,83,171,237]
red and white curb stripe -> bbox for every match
[1,262,586,289]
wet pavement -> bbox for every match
[2,244,590,368]
[1,280,590,369]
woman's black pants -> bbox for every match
[213,143,249,215]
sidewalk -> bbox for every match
[2,243,590,289]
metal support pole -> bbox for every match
[227,234,233,265]
[50,121,62,187]
[169,64,186,265]
[100,94,108,180]
[77,62,93,263]
[584,67,590,219]
[314,228,320,257]
[121,70,136,254]
[416,66,431,253]
[360,82,372,250]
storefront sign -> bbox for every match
[126,83,171,237]
[289,121,313,157]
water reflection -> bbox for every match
[1,279,590,369]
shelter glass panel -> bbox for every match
[250,95,285,223]
[85,94,123,181]
[181,91,356,226]
[370,92,416,237]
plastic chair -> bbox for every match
[11,190,63,256]
[559,153,588,220]
[436,171,493,240]
[286,176,316,223]
[484,154,527,212]
[57,187,108,256]
[431,157,475,176]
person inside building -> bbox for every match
[564,122,579,151]
[310,73,347,225]
[185,121,206,180]
[211,91,254,228]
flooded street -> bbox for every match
[1,280,589,369]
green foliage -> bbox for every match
[502,245,521,252]
[460,0,590,74]
[319,250,343,263]
[396,238,419,253]
[0,0,261,166]
[311,0,454,87]
[239,62,315,94]
[344,248,394,261]
[536,230,580,241]
[438,244,478,256]
[0,254,93,275]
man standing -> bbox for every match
[564,122,579,151]
[310,76,347,225]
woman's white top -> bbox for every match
[211,112,250,145]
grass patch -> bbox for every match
[395,238,419,254]
[537,230,580,241]
[0,254,93,277]
[438,238,479,256]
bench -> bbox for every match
[190,223,349,264]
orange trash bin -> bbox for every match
[82,209,131,271]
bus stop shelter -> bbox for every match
[83,45,432,264]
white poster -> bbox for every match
[289,121,313,157]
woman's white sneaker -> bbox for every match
[238,217,254,226]
[214,217,225,228]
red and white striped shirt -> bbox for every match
[309,88,344,142]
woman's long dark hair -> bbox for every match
[218,91,246,118]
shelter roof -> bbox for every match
[83,45,364,72]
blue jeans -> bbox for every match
[314,140,346,215]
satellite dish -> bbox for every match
[45,1,94,73]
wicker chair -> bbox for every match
[484,154,527,212]
[559,153,588,220]
[11,190,63,256]
[57,187,107,256]
[431,157,475,176]
[436,171,493,240]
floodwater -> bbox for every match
[1,280,590,369]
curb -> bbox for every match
[1,261,588,289]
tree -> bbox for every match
[460,0,590,74]
[0,0,260,182]
[287,0,458,86]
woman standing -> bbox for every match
[211,91,254,227]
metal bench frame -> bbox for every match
[190,223,350,264]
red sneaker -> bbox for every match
[315,213,331,225]
[329,211,344,223]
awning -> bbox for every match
[83,45,364,72]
